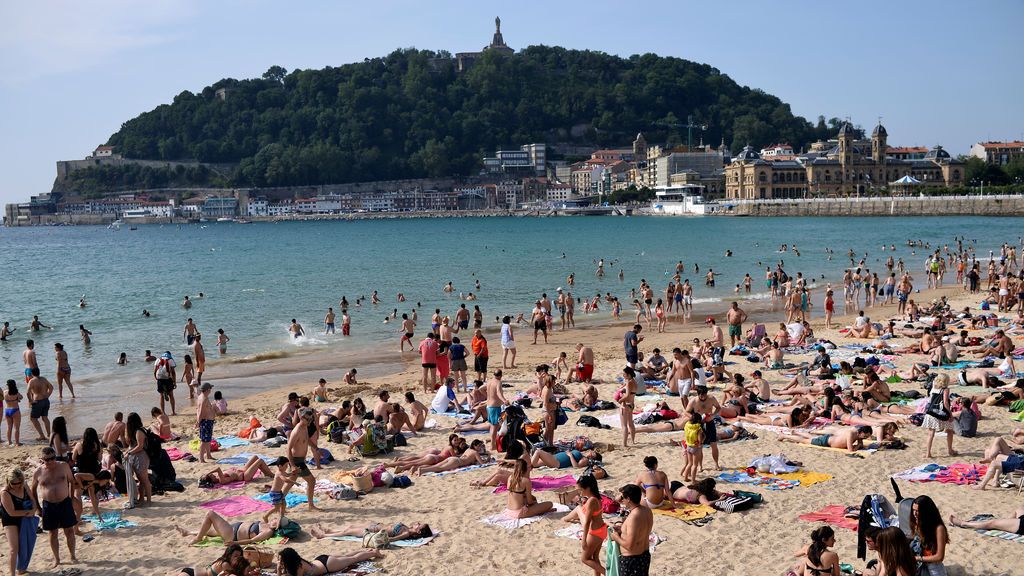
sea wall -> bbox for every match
[724,194,1024,217]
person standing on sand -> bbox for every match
[471,329,489,381]
[617,367,637,447]
[196,383,216,463]
[531,301,548,345]
[684,385,723,470]
[324,307,336,334]
[611,484,653,576]
[287,409,321,512]
[501,316,517,368]
[726,302,748,347]
[485,370,509,452]
[192,333,206,386]
[624,324,642,370]
[399,314,415,351]
[53,343,74,400]
[154,351,177,416]
[419,334,439,393]
[31,447,77,569]
[26,371,52,441]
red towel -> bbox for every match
[799,505,859,531]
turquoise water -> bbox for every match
[0,215,1020,410]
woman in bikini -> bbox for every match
[562,474,606,576]
[411,439,490,475]
[670,477,725,506]
[634,456,670,508]
[3,380,22,447]
[654,299,667,333]
[275,547,383,576]
[530,448,604,477]
[392,435,465,473]
[541,374,558,447]
[788,526,839,576]
[504,458,553,519]
[718,376,750,418]
[618,367,637,447]
[171,544,257,576]
[737,406,813,428]
[174,511,282,546]
[180,354,196,399]
[200,455,284,486]
[310,521,431,542]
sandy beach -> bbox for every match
[1,279,1020,576]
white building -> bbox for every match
[247,198,269,217]
[546,184,574,202]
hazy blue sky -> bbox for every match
[1,1,1022,204]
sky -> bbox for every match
[1,0,1022,205]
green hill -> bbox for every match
[89,46,836,189]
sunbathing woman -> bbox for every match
[561,474,607,576]
[634,456,671,508]
[504,458,553,519]
[174,511,283,546]
[200,455,284,486]
[412,439,490,475]
[633,419,745,442]
[471,438,532,488]
[670,477,725,505]
[530,448,604,474]
[950,505,1024,536]
[309,521,432,542]
[737,406,813,428]
[391,435,465,473]
[170,544,256,576]
[276,547,383,576]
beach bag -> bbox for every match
[600,493,620,514]
[352,474,374,493]
[392,432,408,447]
[243,546,275,568]
[524,422,543,435]
[362,529,390,549]
[1009,399,1024,414]
[360,422,390,456]
[733,490,763,504]
[307,448,334,466]
[909,413,924,427]
[576,415,606,429]
[276,518,301,538]
[925,393,949,421]
[326,421,347,444]
[333,485,358,500]
[391,475,413,488]
[714,495,755,513]
[555,407,569,426]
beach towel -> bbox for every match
[204,480,248,490]
[480,503,570,530]
[254,492,313,508]
[799,505,860,531]
[194,534,284,547]
[189,438,221,452]
[492,474,576,494]
[554,525,664,551]
[165,447,194,461]
[17,516,37,571]
[325,560,384,575]
[200,495,272,517]
[964,514,1024,543]
[423,461,496,477]
[215,452,277,466]
[329,533,439,547]
[215,435,250,448]
[716,469,831,490]
[81,511,138,531]
[653,502,716,522]
[892,463,987,485]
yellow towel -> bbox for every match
[652,502,715,521]
[768,470,833,488]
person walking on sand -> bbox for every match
[287,409,321,512]
[501,316,517,369]
[26,371,52,441]
[726,302,748,348]
[192,333,206,386]
[610,484,653,576]
[153,351,177,416]
[485,370,509,452]
[53,343,74,400]
[196,383,217,463]
[617,367,637,447]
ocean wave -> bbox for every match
[231,350,292,363]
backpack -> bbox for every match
[576,415,607,429]
[362,530,390,549]
[326,420,347,444]
[714,495,755,513]
[391,475,413,488]
[276,518,301,538]
[498,404,528,452]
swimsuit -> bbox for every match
[198,419,215,442]
[554,450,583,468]
[30,398,49,419]
[41,496,77,531]
[4,407,18,418]
[231,521,262,542]
[618,550,651,576]
[487,406,502,425]
[811,434,831,447]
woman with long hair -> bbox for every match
[276,546,381,576]
[3,381,22,447]
[872,526,917,576]
[671,477,725,506]
[72,427,103,476]
[910,495,949,575]
[563,474,606,576]
[411,439,489,475]
[792,526,839,576]
[504,458,552,519]
[125,412,152,507]
[922,375,956,459]
[49,416,71,461]
[170,544,260,576]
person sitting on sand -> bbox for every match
[403,392,427,430]
[670,477,726,506]
[199,455,285,487]
[149,407,176,441]
[503,459,553,519]
[950,505,1024,536]
[567,383,601,411]
[850,311,873,338]
[460,382,488,424]
[310,521,432,542]
[385,403,417,436]
[634,456,670,508]
[777,426,872,454]
[788,526,839,576]
[973,379,1024,406]
[470,438,533,488]
[530,448,604,476]
[276,547,383,576]
[175,511,285,545]
[411,439,490,475]
[170,544,258,576]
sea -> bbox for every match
[0,215,1020,427]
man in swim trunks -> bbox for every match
[573,343,595,383]
[455,304,470,332]
[485,370,510,451]
[324,307,336,334]
[22,339,38,384]
[196,383,217,463]
[27,369,53,440]
[611,484,653,576]
[726,302,748,347]
[183,318,198,345]
[624,324,643,370]
[53,342,75,400]
[287,409,321,511]
[399,314,416,351]
[0,321,14,341]
[31,446,78,567]
[192,334,206,385]
[779,426,871,454]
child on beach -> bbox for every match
[181,354,196,398]
[213,391,228,415]
[681,412,704,483]
[312,379,328,402]
[262,457,297,526]
[551,352,569,383]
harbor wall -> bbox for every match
[724,195,1024,217]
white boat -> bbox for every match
[108,219,123,230]
[216,217,234,222]
[650,186,718,215]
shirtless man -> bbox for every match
[555,290,567,330]
[288,319,305,339]
[372,391,396,421]
[485,370,510,451]
[850,311,872,338]
[975,329,1015,360]
[669,348,696,407]
[747,370,771,401]
[32,447,78,568]
[27,369,53,440]
[30,316,50,331]
[196,383,217,463]
[706,318,724,348]
[404,392,427,430]
[386,404,417,436]
[455,304,471,333]
[610,484,654,576]
[192,334,206,386]
[399,314,416,352]
[53,343,75,399]
[286,409,320,511]
[777,426,872,454]
[684,385,722,470]
[183,318,198,345]
[726,302,748,347]
[0,321,14,341]
[570,343,595,383]
[324,307,336,334]
[23,339,38,384]
[102,412,128,446]
[277,392,300,429]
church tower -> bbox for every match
[871,121,888,164]
[838,121,855,170]
[633,132,647,159]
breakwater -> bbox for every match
[723,194,1024,217]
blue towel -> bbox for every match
[18,516,37,571]
[82,511,138,531]
[253,492,312,508]
[215,435,250,448]
[215,452,276,466]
